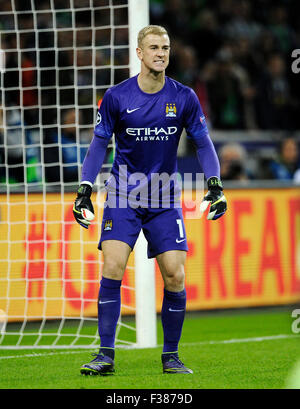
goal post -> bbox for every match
[128,0,149,76]
[128,0,157,349]
[0,0,156,350]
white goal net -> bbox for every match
[0,0,156,349]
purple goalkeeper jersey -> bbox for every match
[90,74,218,205]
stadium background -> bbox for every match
[0,0,299,323]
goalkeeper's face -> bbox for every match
[138,34,170,74]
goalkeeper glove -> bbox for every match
[200,176,227,220]
[73,184,95,229]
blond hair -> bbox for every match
[137,25,168,48]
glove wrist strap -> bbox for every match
[207,176,223,190]
[77,184,92,197]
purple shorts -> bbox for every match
[98,204,188,259]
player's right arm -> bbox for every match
[73,135,110,228]
[73,90,116,228]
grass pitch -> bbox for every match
[0,307,299,389]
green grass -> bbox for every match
[0,307,299,389]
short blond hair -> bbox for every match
[137,25,168,48]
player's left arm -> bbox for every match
[199,175,227,220]
[183,89,227,220]
[192,134,227,220]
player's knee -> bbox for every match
[102,258,126,280]
[164,269,185,291]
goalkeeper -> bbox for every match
[73,25,227,376]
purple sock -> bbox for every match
[161,288,186,353]
[98,277,122,359]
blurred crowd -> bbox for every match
[0,0,299,185]
[0,0,128,184]
[217,137,300,183]
[151,0,300,131]
[150,0,300,182]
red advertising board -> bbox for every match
[0,188,299,321]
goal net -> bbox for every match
[0,0,156,349]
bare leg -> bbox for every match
[101,239,132,280]
[156,250,186,292]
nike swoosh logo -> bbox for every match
[169,308,185,312]
[127,107,140,113]
[176,238,186,243]
[99,300,117,304]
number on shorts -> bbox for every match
[176,219,184,238]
